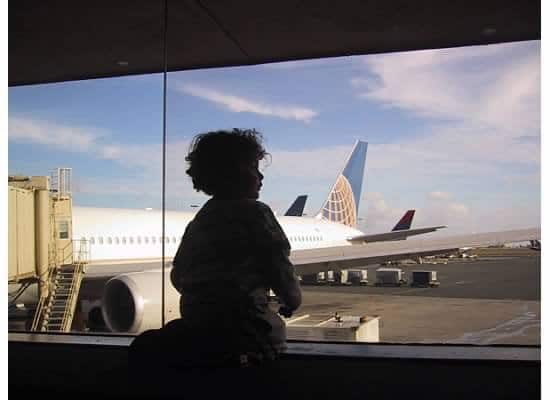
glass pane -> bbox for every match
[162,40,540,346]
[8,73,165,334]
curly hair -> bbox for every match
[185,129,268,197]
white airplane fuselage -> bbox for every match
[73,206,365,264]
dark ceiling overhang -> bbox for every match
[9,0,541,86]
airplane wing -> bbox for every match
[347,226,446,243]
[291,227,540,275]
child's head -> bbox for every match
[186,129,268,199]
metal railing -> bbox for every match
[58,263,85,332]
[30,239,88,332]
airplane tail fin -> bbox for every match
[285,195,308,216]
[392,210,416,231]
[316,141,368,227]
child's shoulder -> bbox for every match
[233,200,277,225]
[230,199,273,213]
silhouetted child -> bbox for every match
[130,129,301,376]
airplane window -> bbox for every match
[144,237,149,244]
[107,237,112,245]
[129,237,134,244]
[114,237,119,245]
[137,236,142,244]
[122,237,126,245]
[152,237,156,244]
[98,237,104,245]
[172,237,176,243]
[89,237,95,245]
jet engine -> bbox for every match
[102,271,180,333]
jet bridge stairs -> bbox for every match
[31,263,85,332]
[31,240,88,333]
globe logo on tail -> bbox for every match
[321,175,357,227]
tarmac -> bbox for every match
[10,251,541,346]
[297,254,541,345]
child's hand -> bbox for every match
[279,306,293,318]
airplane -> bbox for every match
[67,140,538,334]
[284,195,308,216]
[72,141,445,262]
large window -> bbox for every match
[8,40,540,346]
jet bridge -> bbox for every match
[8,168,87,332]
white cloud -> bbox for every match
[429,191,452,200]
[73,178,160,197]
[414,193,473,234]
[9,116,102,151]
[352,42,540,170]
[448,202,469,215]
[355,42,540,135]
[173,83,318,122]
[358,191,471,235]
[347,43,540,195]
[359,191,403,233]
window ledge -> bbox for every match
[9,332,540,362]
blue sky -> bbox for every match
[8,40,541,235]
